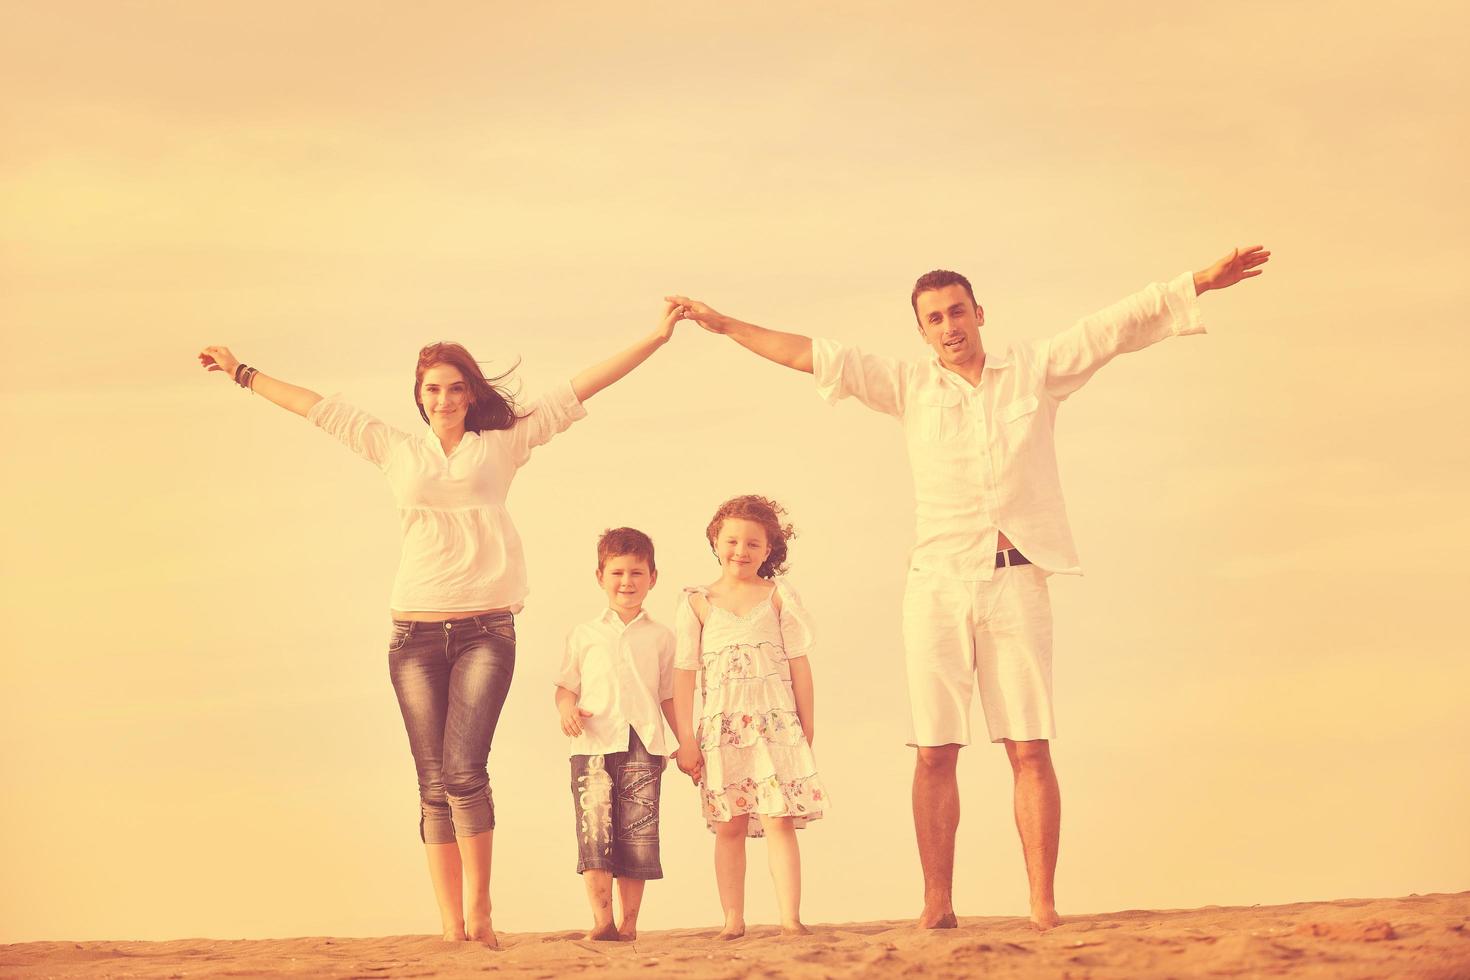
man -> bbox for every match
[667,245,1269,931]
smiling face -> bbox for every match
[597,553,656,615]
[914,284,985,368]
[713,518,771,582]
[417,363,473,431]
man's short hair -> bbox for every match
[910,270,978,319]
[597,527,657,574]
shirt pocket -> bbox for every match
[917,390,965,442]
[1003,394,1040,424]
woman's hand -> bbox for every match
[654,300,685,343]
[199,345,241,377]
[665,295,728,334]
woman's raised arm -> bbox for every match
[569,301,683,403]
[199,345,322,417]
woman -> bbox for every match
[199,302,684,946]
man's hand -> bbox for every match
[1194,245,1270,294]
[674,741,704,784]
[559,702,593,737]
[664,295,729,334]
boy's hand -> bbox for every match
[559,703,593,737]
[674,742,704,784]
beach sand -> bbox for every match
[5,892,1467,978]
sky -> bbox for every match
[2,0,1467,943]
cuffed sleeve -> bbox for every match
[306,395,408,470]
[1042,271,1206,401]
[506,379,588,467]
[773,577,816,659]
[657,629,676,701]
[673,588,704,671]
[813,338,908,418]
[553,628,583,694]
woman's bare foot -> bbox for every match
[716,917,746,940]
[441,928,466,942]
[1029,904,1061,931]
[780,922,811,937]
[916,907,959,929]
[616,919,638,941]
[585,922,620,942]
[466,913,498,948]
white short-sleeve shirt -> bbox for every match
[555,608,676,757]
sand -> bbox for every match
[5,892,1467,979]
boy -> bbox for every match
[554,527,677,941]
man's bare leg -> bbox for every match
[582,869,619,941]
[424,842,466,941]
[1005,738,1061,930]
[615,877,645,940]
[913,743,961,928]
[713,814,750,939]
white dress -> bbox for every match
[674,578,827,838]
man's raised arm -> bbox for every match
[665,295,813,374]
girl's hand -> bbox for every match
[199,345,241,377]
[675,742,704,784]
[559,703,594,737]
[654,300,684,343]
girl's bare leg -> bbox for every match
[713,815,750,939]
[759,815,808,935]
[425,842,466,941]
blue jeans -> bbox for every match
[387,613,515,844]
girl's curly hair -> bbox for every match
[705,494,796,579]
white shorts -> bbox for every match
[901,565,1056,746]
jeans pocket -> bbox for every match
[388,622,412,653]
[477,616,516,643]
[618,764,662,842]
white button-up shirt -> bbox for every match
[555,608,676,757]
[813,272,1203,580]
[307,381,587,612]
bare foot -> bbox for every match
[616,922,638,942]
[917,909,958,929]
[1029,906,1061,931]
[780,922,811,937]
[467,914,498,948]
[716,922,746,941]
[585,922,620,942]
[440,929,466,942]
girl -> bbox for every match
[673,494,826,939]
[198,302,685,947]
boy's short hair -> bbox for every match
[597,527,657,575]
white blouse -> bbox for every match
[307,380,587,613]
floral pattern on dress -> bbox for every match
[674,579,829,839]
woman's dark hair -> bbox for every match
[705,494,796,579]
[414,342,526,432]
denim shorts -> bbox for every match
[570,730,665,879]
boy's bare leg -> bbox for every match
[457,830,498,947]
[713,814,750,939]
[1005,739,1061,930]
[760,814,809,935]
[615,877,646,940]
[581,870,619,940]
[424,842,466,941]
[912,744,961,928]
